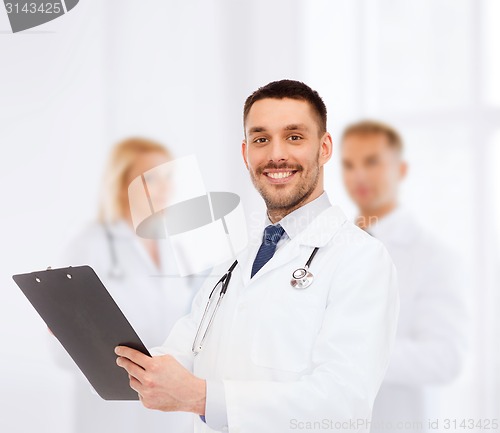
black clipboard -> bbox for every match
[12,265,151,401]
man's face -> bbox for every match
[242,98,332,213]
[341,133,406,211]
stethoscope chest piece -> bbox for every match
[290,267,314,289]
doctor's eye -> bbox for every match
[287,135,303,141]
[253,137,269,144]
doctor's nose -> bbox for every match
[267,140,289,163]
[347,166,369,182]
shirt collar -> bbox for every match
[264,191,331,240]
[365,205,420,244]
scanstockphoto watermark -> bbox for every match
[289,418,500,431]
[290,418,424,431]
[290,418,375,431]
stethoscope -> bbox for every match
[104,224,125,279]
[191,246,320,355]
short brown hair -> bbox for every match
[341,120,403,153]
[243,79,327,135]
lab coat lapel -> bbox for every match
[295,205,347,247]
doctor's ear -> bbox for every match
[319,132,333,164]
[241,140,249,169]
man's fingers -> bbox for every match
[115,345,150,369]
[128,375,142,394]
[116,356,146,383]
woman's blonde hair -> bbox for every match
[97,137,172,223]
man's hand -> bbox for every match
[114,345,206,415]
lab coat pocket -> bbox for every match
[251,293,324,373]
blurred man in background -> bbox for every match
[341,120,469,432]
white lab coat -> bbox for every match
[47,219,203,433]
[149,205,400,433]
[368,207,469,432]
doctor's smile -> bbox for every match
[262,168,298,182]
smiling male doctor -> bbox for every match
[114,79,399,433]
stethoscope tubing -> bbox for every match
[192,246,319,354]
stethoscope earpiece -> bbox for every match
[105,223,125,279]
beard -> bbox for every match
[249,155,321,214]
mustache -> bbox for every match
[256,162,303,175]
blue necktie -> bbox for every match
[251,224,285,278]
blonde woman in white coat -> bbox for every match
[48,137,201,433]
